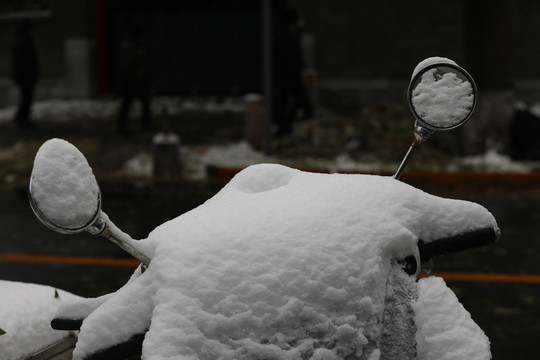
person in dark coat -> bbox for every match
[116,25,152,135]
[273,9,313,137]
[11,20,39,129]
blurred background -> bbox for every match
[0,0,539,359]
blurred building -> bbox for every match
[0,0,539,111]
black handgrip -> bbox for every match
[83,332,146,360]
[418,226,500,262]
[52,318,146,359]
[51,318,84,331]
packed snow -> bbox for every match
[30,139,100,230]
[414,277,491,360]
[411,57,457,80]
[411,58,474,128]
[0,280,79,360]
[51,162,496,359]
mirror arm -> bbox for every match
[393,139,418,180]
[85,212,151,266]
[413,121,434,142]
[85,216,106,236]
[394,122,435,180]
[100,227,151,266]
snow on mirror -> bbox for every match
[29,138,151,265]
[409,62,476,130]
[29,138,101,234]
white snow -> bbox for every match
[0,95,536,177]
[55,163,496,359]
[414,276,491,360]
[411,62,474,128]
[460,148,534,173]
[30,139,100,230]
[126,140,539,183]
[0,96,243,124]
[0,280,79,360]
[152,131,181,146]
[411,57,457,80]
[180,142,276,180]
[123,151,153,177]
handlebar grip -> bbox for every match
[82,332,146,360]
[51,318,83,331]
[418,226,500,262]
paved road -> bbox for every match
[0,178,538,359]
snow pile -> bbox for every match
[414,277,491,360]
[181,141,275,180]
[0,98,117,123]
[31,138,100,230]
[411,63,474,128]
[460,148,533,173]
[0,280,79,360]
[200,141,273,168]
[123,152,153,177]
[57,163,495,359]
[0,97,243,124]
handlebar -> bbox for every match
[51,318,83,331]
[418,226,500,262]
[51,317,145,360]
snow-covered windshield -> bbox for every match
[31,138,99,230]
[53,163,496,359]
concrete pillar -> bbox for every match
[65,38,93,98]
[152,132,183,177]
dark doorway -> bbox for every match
[108,1,262,96]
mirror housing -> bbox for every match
[407,58,477,142]
[28,138,151,266]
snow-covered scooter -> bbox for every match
[18,57,498,360]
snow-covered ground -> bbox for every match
[0,96,244,124]
[122,140,540,181]
[1,97,539,181]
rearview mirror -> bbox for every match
[409,59,477,136]
[29,139,151,265]
[394,57,477,179]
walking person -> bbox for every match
[117,25,152,135]
[11,20,39,129]
[273,9,313,137]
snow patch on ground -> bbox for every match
[460,148,537,173]
[0,97,243,124]
[121,141,539,181]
